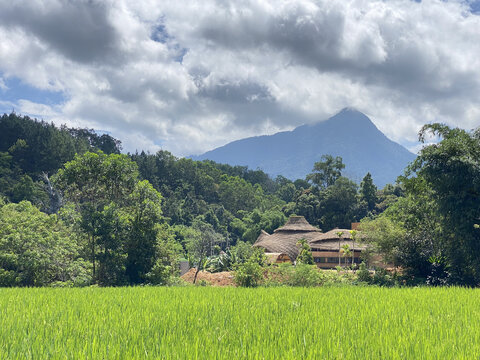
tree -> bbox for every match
[341,244,351,267]
[146,224,183,285]
[411,124,480,284]
[0,201,91,286]
[233,257,263,287]
[307,155,345,189]
[335,231,344,266]
[54,152,139,283]
[349,230,358,267]
[318,177,358,230]
[360,181,444,279]
[296,238,314,265]
[124,180,165,284]
[186,220,224,284]
[359,173,377,212]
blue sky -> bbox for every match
[1,0,479,155]
[0,76,65,115]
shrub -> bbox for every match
[234,259,263,287]
[288,264,321,287]
[357,262,372,283]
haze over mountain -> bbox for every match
[192,109,416,187]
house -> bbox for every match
[253,216,322,262]
[309,229,366,268]
[253,216,367,269]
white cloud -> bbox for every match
[0,0,479,156]
[0,77,7,91]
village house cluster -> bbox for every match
[253,216,366,268]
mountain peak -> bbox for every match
[192,109,415,187]
[328,108,375,126]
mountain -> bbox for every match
[192,108,416,187]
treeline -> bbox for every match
[0,113,392,287]
[1,113,479,287]
[361,124,480,286]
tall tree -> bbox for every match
[125,180,165,284]
[412,124,480,284]
[307,155,345,189]
[53,152,138,283]
[359,172,377,212]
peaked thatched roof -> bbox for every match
[274,216,322,233]
[254,216,321,261]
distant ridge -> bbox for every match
[192,108,416,187]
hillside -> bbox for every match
[192,108,416,187]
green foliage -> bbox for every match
[296,238,314,265]
[4,287,480,358]
[307,154,345,189]
[218,175,259,215]
[318,177,359,230]
[0,113,121,209]
[411,123,480,284]
[146,226,183,285]
[125,180,165,284]
[0,201,91,287]
[186,220,224,283]
[357,262,372,283]
[238,209,286,243]
[233,258,263,287]
[289,264,322,287]
[359,172,377,212]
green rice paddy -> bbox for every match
[1,286,479,359]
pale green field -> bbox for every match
[0,287,479,359]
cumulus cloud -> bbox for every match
[0,0,479,156]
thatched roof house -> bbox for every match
[254,216,367,268]
[309,228,367,251]
[253,216,321,261]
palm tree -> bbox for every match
[335,231,344,266]
[349,230,358,267]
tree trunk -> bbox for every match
[193,267,200,284]
[352,240,355,267]
[338,239,341,266]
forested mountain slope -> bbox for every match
[193,108,416,187]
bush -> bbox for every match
[357,262,372,283]
[264,263,293,287]
[288,264,321,287]
[234,259,263,287]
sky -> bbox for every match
[1,0,480,156]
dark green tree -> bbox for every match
[359,172,377,212]
[53,152,138,283]
[411,124,480,284]
[125,180,165,284]
[307,155,345,189]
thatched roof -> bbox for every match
[309,240,367,251]
[309,228,363,242]
[254,218,367,260]
[274,216,322,233]
[308,228,366,250]
[254,216,321,261]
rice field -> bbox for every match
[1,286,480,359]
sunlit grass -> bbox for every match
[0,287,479,359]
